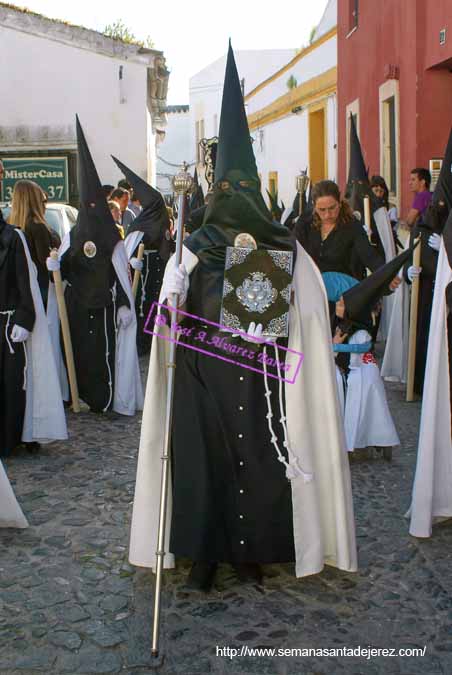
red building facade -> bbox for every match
[338,0,452,215]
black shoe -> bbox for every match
[23,441,41,454]
[233,563,263,585]
[186,562,217,592]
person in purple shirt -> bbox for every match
[405,168,432,228]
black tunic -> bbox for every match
[294,217,384,280]
[132,244,165,356]
[403,224,440,395]
[61,246,130,412]
[24,221,60,308]
[169,263,295,564]
[0,222,35,456]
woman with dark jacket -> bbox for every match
[8,180,60,308]
[294,179,384,280]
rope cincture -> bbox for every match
[0,310,15,355]
[262,339,313,483]
[22,343,28,391]
[139,251,152,318]
[0,309,29,390]
[102,286,116,413]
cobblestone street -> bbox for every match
[1,367,452,675]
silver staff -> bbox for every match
[152,163,193,658]
[296,170,310,217]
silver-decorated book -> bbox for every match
[220,247,293,338]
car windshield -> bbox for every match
[65,207,78,227]
[44,209,63,239]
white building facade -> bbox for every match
[156,105,192,199]
[246,0,338,209]
[189,49,296,193]
[0,4,169,204]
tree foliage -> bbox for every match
[287,74,298,90]
[103,20,154,48]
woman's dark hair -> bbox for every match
[311,180,354,229]
[370,175,389,208]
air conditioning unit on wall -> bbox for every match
[429,158,443,191]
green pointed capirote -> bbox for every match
[214,40,259,185]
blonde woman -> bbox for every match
[8,180,60,307]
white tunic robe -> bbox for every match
[341,330,400,451]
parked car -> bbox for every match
[0,202,78,240]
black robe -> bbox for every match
[24,221,60,308]
[169,259,295,564]
[404,223,440,395]
[0,221,35,456]
[131,236,171,356]
[294,217,384,280]
[61,239,130,412]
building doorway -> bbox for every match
[309,106,327,184]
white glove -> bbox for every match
[407,266,422,282]
[130,257,143,271]
[428,233,441,252]
[46,256,60,272]
[241,322,264,343]
[11,325,30,343]
[117,306,133,328]
[162,263,189,306]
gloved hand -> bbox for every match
[11,325,30,343]
[241,322,264,343]
[407,266,422,282]
[117,306,133,328]
[130,257,143,271]
[46,256,60,272]
[162,263,189,307]
[428,233,442,252]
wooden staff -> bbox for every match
[363,195,372,242]
[406,236,422,401]
[132,243,145,299]
[50,250,80,413]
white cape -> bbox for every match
[16,230,68,443]
[58,234,143,416]
[124,231,143,260]
[408,242,452,537]
[129,242,357,578]
[47,282,69,401]
[0,461,28,528]
[111,241,144,415]
[343,330,400,451]
[374,207,397,341]
[381,238,411,383]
